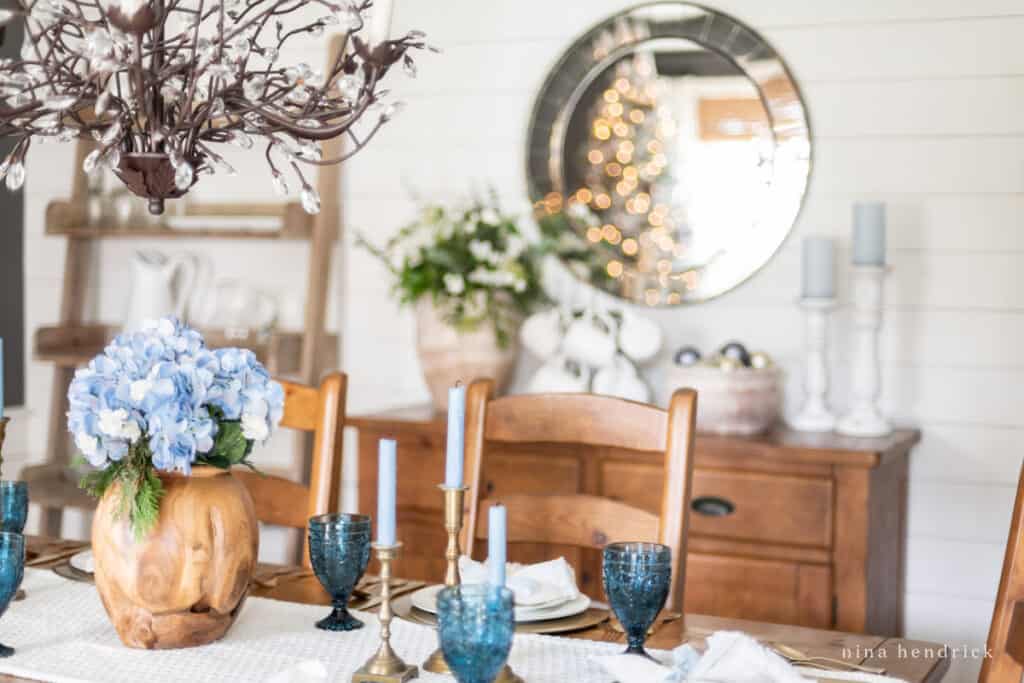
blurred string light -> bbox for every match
[568,51,679,284]
[0,0,431,214]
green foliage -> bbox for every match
[357,194,551,348]
[79,460,121,500]
[78,412,259,538]
[193,407,257,471]
[80,444,164,540]
[197,417,255,469]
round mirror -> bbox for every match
[527,3,811,306]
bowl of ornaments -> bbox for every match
[664,341,781,435]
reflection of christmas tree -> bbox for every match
[567,52,680,304]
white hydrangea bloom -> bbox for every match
[443,273,465,295]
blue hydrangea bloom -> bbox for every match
[67,317,285,474]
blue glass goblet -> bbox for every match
[0,532,25,657]
[0,482,28,534]
[437,584,515,683]
[602,541,672,658]
[307,513,371,631]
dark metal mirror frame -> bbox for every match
[526,1,812,306]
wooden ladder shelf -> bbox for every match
[22,37,347,535]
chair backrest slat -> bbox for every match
[982,462,1024,682]
[234,470,312,529]
[279,380,322,432]
[483,393,668,452]
[476,494,660,549]
[234,372,347,567]
[461,379,697,612]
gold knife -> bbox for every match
[352,581,425,611]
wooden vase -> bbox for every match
[91,466,258,649]
[415,299,519,411]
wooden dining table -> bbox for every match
[9,536,951,682]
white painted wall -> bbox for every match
[6,2,1020,681]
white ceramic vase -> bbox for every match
[415,299,519,411]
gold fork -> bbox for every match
[607,611,683,635]
[771,643,886,675]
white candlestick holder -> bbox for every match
[836,265,893,437]
[790,298,838,432]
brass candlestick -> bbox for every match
[422,484,467,674]
[352,543,418,683]
[0,417,9,475]
[422,486,523,683]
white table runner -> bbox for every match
[0,570,630,683]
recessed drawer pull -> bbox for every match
[691,496,735,517]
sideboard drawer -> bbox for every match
[689,470,833,548]
[602,462,833,549]
[685,553,832,627]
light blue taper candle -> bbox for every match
[377,439,397,546]
[488,504,507,587]
[444,385,466,488]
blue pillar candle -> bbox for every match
[377,439,397,546]
[488,504,507,587]
[444,385,466,488]
[801,236,836,299]
[852,202,886,266]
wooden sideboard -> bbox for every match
[349,405,918,636]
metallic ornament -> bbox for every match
[673,346,702,367]
[718,356,741,372]
[719,341,752,367]
[750,351,774,370]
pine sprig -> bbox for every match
[79,460,121,499]
[80,445,165,540]
[131,468,164,538]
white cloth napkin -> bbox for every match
[594,631,910,683]
[458,555,580,607]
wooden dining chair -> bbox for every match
[981,461,1024,682]
[459,379,698,612]
[233,372,347,567]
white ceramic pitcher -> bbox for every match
[124,250,196,332]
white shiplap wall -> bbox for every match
[7,2,1019,681]
[340,3,1024,682]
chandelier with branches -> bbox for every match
[0,0,429,214]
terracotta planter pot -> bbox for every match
[92,466,258,649]
[415,299,519,411]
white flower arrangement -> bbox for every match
[359,196,550,347]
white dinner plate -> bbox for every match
[69,550,94,574]
[409,584,591,623]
